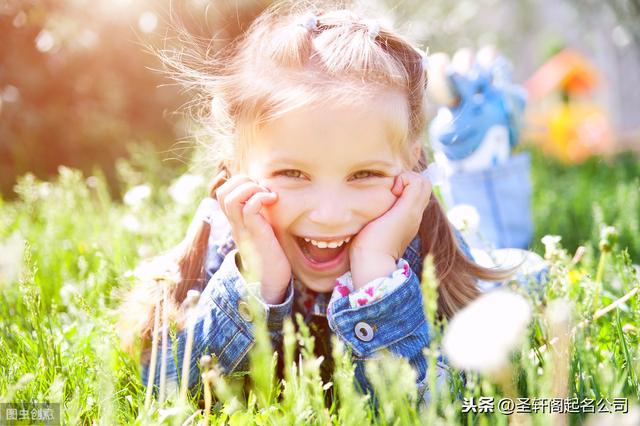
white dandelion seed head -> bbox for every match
[123,184,151,207]
[541,234,562,259]
[129,256,180,285]
[168,174,205,205]
[0,233,25,286]
[599,225,617,240]
[447,204,480,234]
[121,214,142,234]
[442,289,532,376]
[545,298,572,328]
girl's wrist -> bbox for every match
[259,280,289,305]
[349,247,397,289]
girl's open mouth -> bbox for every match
[294,236,351,271]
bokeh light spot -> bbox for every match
[138,11,158,34]
[35,30,55,53]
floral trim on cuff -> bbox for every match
[328,258,412,313]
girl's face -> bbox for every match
[244,91,418,293]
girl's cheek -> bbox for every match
[355,186,398,218]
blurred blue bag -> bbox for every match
[445,151,533,249]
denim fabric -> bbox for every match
[141,215,481,405]
[444,152,533,249]
[141,249,295,391]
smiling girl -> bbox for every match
[118,3,513,405]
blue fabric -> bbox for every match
[140,215,540,406]
[446,152,533,249]
[141,225,475,404]
[429,67,527,161]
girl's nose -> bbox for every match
[307,196,353,228]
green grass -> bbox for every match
[0,147,638,424]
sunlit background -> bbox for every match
[1,0,639,196]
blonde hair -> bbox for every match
[118,1,515,357]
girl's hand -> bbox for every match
[349,171,432,289]
[215,175,291,304]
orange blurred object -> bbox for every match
[525,49,599,100]
[523,49,615,162]
[547,103,613,163]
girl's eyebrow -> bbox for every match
[349,159,396,169]
[267,158,396,169]
[266,158,308,168]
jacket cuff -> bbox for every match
[328,258,412,311]
[226,249,294,333]
[262,277,295,333]
[326,266,429,357]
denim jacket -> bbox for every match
[141,212,479,407]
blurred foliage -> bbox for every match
[569,0,640,46]
[0,146,639,424]
[529,146,640,261]
[0,0,271,198]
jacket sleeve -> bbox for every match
[326,256,454,407]
[141,247,294,393]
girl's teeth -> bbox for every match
[302,237,351,248]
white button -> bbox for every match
[354,321,374,342]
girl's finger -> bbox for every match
[224,181,269,229]
[242,192,278,239]
[215,175,253,215]
[391,174,404,196]
[390,172,432,215]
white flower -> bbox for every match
[59,283,79,306]
[0,233,25,285]
[447,204,480,234]
[168,174,205,205]
[545,298,572,328]
[37,182,52,199]
[128,255,181,285]
[121,214,142,233]
[541,235,562,259]
[123,184,151,207]
[443,289,532,376]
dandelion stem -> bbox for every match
[203,374,212,426]
[159,282,169,403]
[144,298,161,410]
[180,409,202,426]
[495,369,529,426]
[179,314,195,403]
[534,286,639,355]
[593,251,607,306]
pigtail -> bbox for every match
[174,169,228,301]
[418,194,518,320]
[265,12,318,68]
[116,168,228,358]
